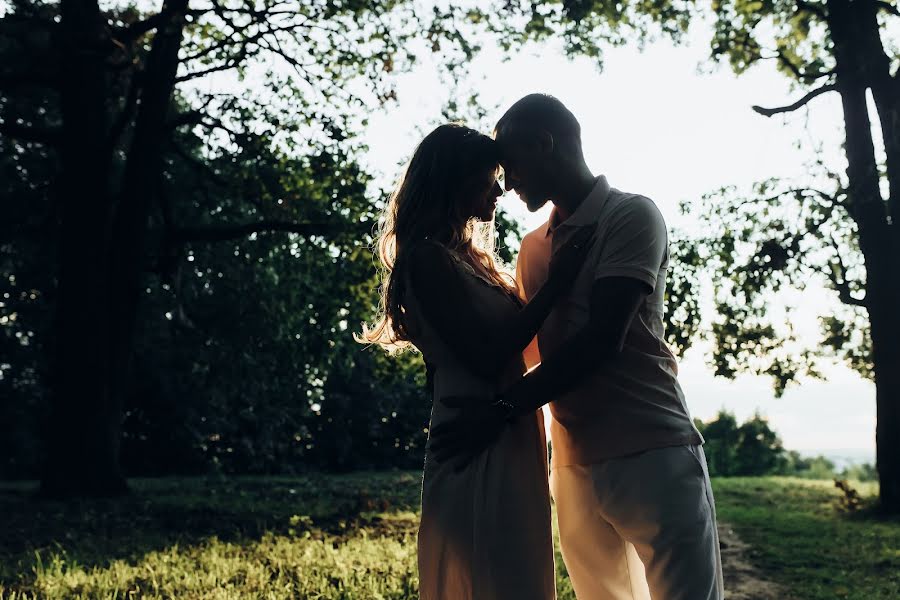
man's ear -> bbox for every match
[537,130,554,155]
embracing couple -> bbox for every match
[360,94,724,600]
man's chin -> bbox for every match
[524,195,550,212]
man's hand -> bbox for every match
[429,396,510,472]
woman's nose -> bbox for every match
[492,181,503,197]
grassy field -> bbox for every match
[0,474,897,599]
[713,477,898,599]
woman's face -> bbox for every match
[463,168,504,222]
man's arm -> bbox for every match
[502,276,649,417]
[430,276,649,466]
[515,238,543,371]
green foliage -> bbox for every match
[713,477,898,600]
[473,1,696,68]
[0,5,60,478]
[708,0,834,82]
[0,0,518,477]
[664,237,703,356]
[778,450,838,479]
[679,178,870,394]
[842,461,879,482]
[696,410,786,476]
[1,475,897,599]
[0,474,424,598]
[697,410,878,481]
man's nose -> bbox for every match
[503,176,516,193]
[492,181,503,197]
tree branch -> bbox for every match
[826,234,867,307]
[108,73,142,148]
[170,220,369,243]
[752,83,838,117]
[167,110,204,129]
[174,61,244,83]
[796,0,828,19]
[0,121,61,145]
[762,47,835,83]
[874,1,900,17]
[113,9,177,45]
[733,187,842,215]
[168,141,228,187]
[167,108,240,140]
[0,71,55,91]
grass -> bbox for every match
[0,474,896,599]
[712,477,898,599]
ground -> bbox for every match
[0,474,896,599]
[718,520,789,599]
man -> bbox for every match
[431,94,724,600]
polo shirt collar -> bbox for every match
[545,175,610,238]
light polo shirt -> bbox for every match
[516,175,703,467]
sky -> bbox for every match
[359,22,878,460]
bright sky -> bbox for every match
[361,23,877,459]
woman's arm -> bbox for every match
[408,238,585,381]
[429,276,649,469]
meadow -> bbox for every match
[0,474,897,599]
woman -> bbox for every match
[358,124,589,599]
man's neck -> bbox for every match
[552,167,597,222]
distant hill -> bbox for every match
[800,448,876,471]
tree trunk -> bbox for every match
[828,0,900,514]
[42,0,188,497]
[42,0,126,497]
[870,306,900,513]
[107,0,188,459]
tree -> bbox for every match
[695,410,785,476]
[777,451,839,479]
[695,411,740,476]
[471,0,900,514]
[0,0,474,496]
[734,413,785,476]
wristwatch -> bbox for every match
[491,393,517,422]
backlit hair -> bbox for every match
[357,123,517,352]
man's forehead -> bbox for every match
[497,120,546,151]
[495,131,528,159]
[494,141,514,165]
[495,121,525,142]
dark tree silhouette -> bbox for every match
[0,0,474,497]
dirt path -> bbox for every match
[719,521,791,600]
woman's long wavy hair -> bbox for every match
[357,123,517,353]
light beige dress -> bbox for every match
[403,251,556,600]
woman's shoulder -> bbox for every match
[406,239,457,281]
[407,240,510,295]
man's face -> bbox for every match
[496,128,554,213]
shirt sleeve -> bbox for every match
[515,230,541,302]
[593,195,668,292]
[515,234,542,369]
[515,245,529,302]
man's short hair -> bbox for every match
[495,94,581,141]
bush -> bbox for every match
[695,411,784,476]
[695,411,874,481]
